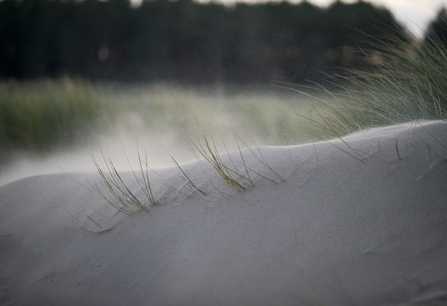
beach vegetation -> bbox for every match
[0,77,102,158]
[91,122,286,211]
[283,31,447,137]
[90,149,152,215]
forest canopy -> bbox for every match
[0,0,418,84]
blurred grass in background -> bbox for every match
[0,78,102,160]
[100,84,324,147]
[0,79,326,165]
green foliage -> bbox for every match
[424,7,447,49]
[0,78,102,156]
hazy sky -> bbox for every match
[307,0,446,38]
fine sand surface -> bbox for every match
[1,120,447,306]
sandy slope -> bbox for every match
[1,120,447,306]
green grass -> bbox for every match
[0,77,102,158]
[90,149,153,215]
[90,122,287,212]
[285,34,447,137]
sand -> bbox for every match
[1,120,447,306]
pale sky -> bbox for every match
[306,0,446,38]
[131,0,447,38]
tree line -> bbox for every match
[1,0,444,84]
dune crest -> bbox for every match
[1,120,446,306]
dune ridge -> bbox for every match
[1,120,447,306]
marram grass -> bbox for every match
[91,149,151,215]
[329,37,447,133]
[0,78,102,156]
[280,34,447,138]
[91,125,286,213]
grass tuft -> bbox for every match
[281,33,447,140]
[171,156,207,196]
[91,148,159,215]
[190,123,248,192]
[323,36,447,134]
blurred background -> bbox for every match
[0,0,414,83]
[1,0,447,185]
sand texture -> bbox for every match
[1,120,447,306]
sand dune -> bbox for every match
[1,120,447,306]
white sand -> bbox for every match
[1,120,447,306]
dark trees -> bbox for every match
[0,0,407,84]
[424,7,447,48]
